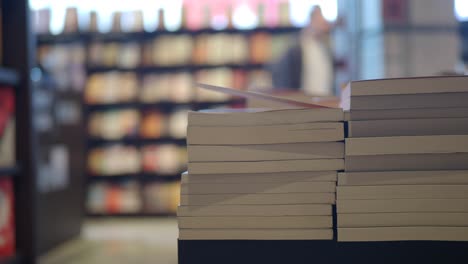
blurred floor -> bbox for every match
[39,218,178,264]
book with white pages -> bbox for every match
[348,118,468,137]
[181,171,338,184]
[345,107,468,121]
[187,142,344,162]
[337,199,468,213]
[345,153,468,172]
[179,228,333,240]
[344,76,468,97]
[187,123,344,145]
[338,171,468,186]
[188,159,344,174]
[180,193,336,206]
[345,135,468,156]
[181,181,336,195]
[178,216,332,229]
[337,185,468,200]
[338,227,468,242]
[338,212,468,227]
[177,204,332,217]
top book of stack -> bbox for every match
[187,108,344,146]
[342,76,468,121]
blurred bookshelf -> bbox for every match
[34,3,301,217]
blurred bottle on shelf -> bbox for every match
[157,8,166,31]
[63,7,79,33]
[257,2,266,27]
[279,1,291,27]
[89,11,98,32]
[202,4,211,29]
[111,11,122,33]
[33,8,51,34]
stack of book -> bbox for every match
[338,76,468,241]
[178,107,345,240]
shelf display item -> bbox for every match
[0,179,15,258]
[141,144,186,175]
[85,72,138,104]
[143,181,180,214]
[140,111,166,139]
[87,181,142,214]
[88,145,141,176]
[0,88,14,167]
[88,109,140,140]
[168,108,189,139]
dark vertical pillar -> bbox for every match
[2,0,38,263]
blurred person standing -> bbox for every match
[270,6,335,96]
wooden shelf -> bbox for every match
[86,212,176,218]
[87,137,186,147]
[37,26,300,44]
[84,101,192,112]
[86,63,266,74]
[0,67,19,86]
[84,99,244,112]
[88,172,182,182]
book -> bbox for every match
[338,227,468,241]
[337,199,468,213]
[181,171,338,184]
[188,108,343,127]
[180,181,336,195]
[178,216,332,229]
[337,185,468,200]
[344,76,468,97]
[177,204,332,216]
[345,153,468,172]
[0,88,15,167]
[348,118,468,137]
[345,107,468,121]
[338,171,468,186]
[188,159,345,174]
[338,212,468,227]
[187,123,344,145]
[187,142,344,162]
[180,193,336,206]
[342,92,468,110]
[0,179,14,257]
[179,228,333,240]
[345,135,468,156]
